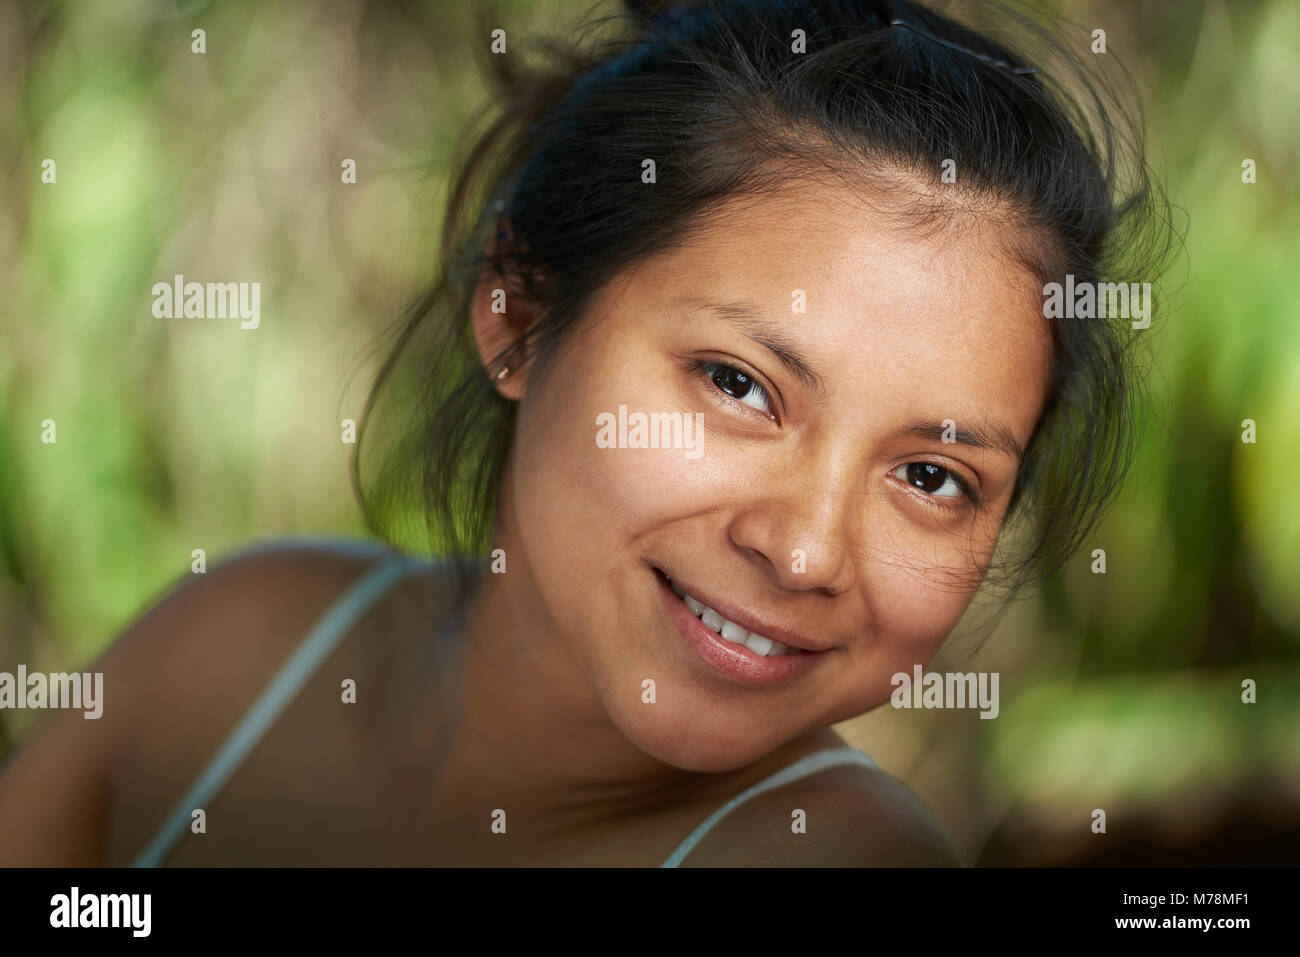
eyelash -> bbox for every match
[891,463,981,512]
[687,358,777,421]
[688,357,980,512]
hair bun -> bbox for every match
[623,0,702,31]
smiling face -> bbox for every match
[484,176,1052,772]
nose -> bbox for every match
[726,459,858,596]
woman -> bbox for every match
[0,0,1168,866]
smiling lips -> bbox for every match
[655,568,827,686]
[668,579,801,657]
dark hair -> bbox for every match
[352,0,1174,614]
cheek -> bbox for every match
[506,333,725,647]
[869,555,975,650]
[827,515,997,713]
[512,359,703,547]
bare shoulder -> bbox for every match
[106,538,400,706]
[802,760,965,866]
[0,537,404,865]
[680,757,964,868]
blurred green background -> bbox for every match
[0,0,1297,864]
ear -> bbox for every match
[470,221,542,401]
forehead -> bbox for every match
[620,177,1053,427]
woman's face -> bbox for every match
[498,178,1052,772]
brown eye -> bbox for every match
[701,361,771,414]
[894,462,965,500]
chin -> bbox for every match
[599,686,796,773]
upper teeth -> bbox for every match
[668,579,795,656]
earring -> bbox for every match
[495,366,510,380]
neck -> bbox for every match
[418,499,838,833]
[437,544,702,825]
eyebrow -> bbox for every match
[674,296,828,397]
[675,295,1024,460]
[896,417,1025,461]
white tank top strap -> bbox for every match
[659,746,878,868]
[131,549,434,867]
